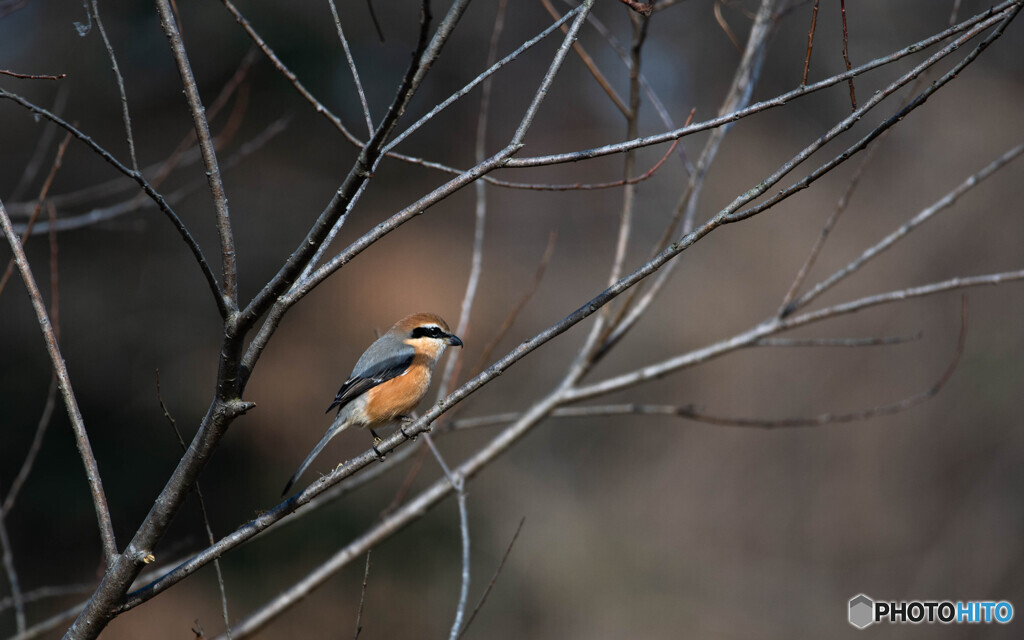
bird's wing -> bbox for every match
[326,348,414,415]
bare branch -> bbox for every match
[840,0,856,109]
[157,371,232,639]
[713,0,742,52]
[466,230,557,380]
[0,497,25,633]
[457,517,525,639]
[785,141,1024,315]
[240,0,597,380]
[571,3,694,173]
[800,0,819,85]
[754,334,922,348]
[422,434,470,640]
[596,0,777,360]
[0,130,71,298]
[569,270,1024,403]
[328,0,373,135]
[0,89,227,317]
[0,69,65,80]
[155,0,237,308]
[0,583,94,613]
[0,198,117,564]
[17,118,288,237]
[541,0,629,118]
[238,0,455,334]
[3,377,58,513]
[89,0,139,173]
[618,0,652,15]
[352,551,371,640]
[220,0,363,147]
[502,0,1020,168]
[384,5,580,155]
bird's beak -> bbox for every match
[446,334,464,348]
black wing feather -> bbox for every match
[325,352,414,415]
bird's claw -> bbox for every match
[372,437,385,460]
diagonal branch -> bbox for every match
[501,0,1021,168]
[784,141,1024,315]
[0,198,117,565]
[239,0,597,384]
[237,0,456,334]
[90,0,139,174]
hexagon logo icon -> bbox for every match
[849,594,874,629]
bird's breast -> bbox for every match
[362,362,432,423]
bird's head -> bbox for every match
[393,312,463,360]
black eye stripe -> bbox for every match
[411,325,445,339]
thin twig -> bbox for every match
[10,87,68,202]
[90,0,139,173]
[800,0,819,85]
[3,377,58,513]
[460,139,679,191]
[0,131,72,298]
[0,69,66,80]
[457,516,525,639]
[0,495,26,633]
[618,0,652,15]
[840,0,856,110]
[0,583,94,613]
[329,0,373,135]
[352,551,371,640]
[541,0,630,117]
[157,371,232,639]
[775,135,882,317]
[467,230,557,379]
[785,141,1024,315]
[0,198,118,565]
[723,6,1023,226]
[571,3,694,173]
[713,0,742,52]
[382,6,581,156]
[755,334,922,348]
[422,434,470,640]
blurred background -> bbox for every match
[1,0,1023,638]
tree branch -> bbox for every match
[0,199,117,564]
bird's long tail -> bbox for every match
[281,416,351,496]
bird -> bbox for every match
[282,312,463,496]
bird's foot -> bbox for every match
[397,414,417,440]
[372,436,385,461]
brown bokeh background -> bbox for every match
[2,1,1023,638]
